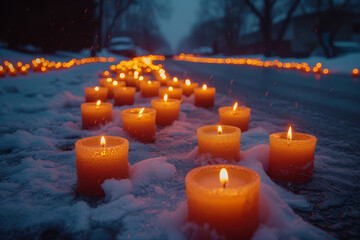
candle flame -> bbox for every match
[139,108,145,117]
[202,84,207,90]
[148,81,152,84]
[219,168,228,188]
[185,79,191,86]
[164,94,168,102]
[119,73,125,78]
[173,77,178,82]
[106,78,112,83]
[100,136,106,147]
[139,76,144,81]
[96,100,101,106]
[218,125,222,134]
[169,87,173,91]
[232,102,238,112]
[95,86,99,91]
[113,81,118,86]
[287,126,292,140]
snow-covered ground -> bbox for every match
[0,49,357,239]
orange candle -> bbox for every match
[101,70,111,78]
[121,108,156,143]
[186,165,260,239]
[197,125,241,161]
[219,102,251,131]
[81,100,112,129]
[140,81,161,97]
[194,84,216,108]
[84,86,108,102]
[99,77,114,87]
[180,79,198,97]
[125,75,138,87]
[155,73,168,86]
[269,126,317,183]
[151,94,181,126]
[76,136,129,197]
[113,87,136,106]
[106,80,126,99]
[167,77,181,88]
[0,66,5,77]
[159,87,183,100]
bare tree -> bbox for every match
[244,0,301,56]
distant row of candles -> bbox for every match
[0,57,116,77]
[75,56,317,239]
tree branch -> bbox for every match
[105,0,136,43]
[277,0,301,42]
[245,0,263,19]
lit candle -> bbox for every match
[269,126,317,183]
[167,77,181,88]
[84,86,108,102]
[81,100,112,129]
[0,66,5,77]
[194,84,216,108]
[219,102,251,131]
[101,70,110,78]
[121,108,156,143]
[186,165,260,239]
[99,77,114,87]
[180,79,199,97]
[140,81,161,97]
[151,94,181,126]
[126,75,138,87]
[75,136,129,197]
[159,86,183,100]
[113,87,136,106]
[106,80,126,99]
[197,125,241,161]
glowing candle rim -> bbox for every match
[197,124,240,136]
[271,132,317,142]
[185,164,260,198]
[75,135,129,150]
[219,106,251,115]
[81,102,113,108]
[121,107,156,118]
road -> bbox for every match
[161,59,360,239]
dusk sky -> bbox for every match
[159,0,200,52]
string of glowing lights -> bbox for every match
[0,56,116,77]
[173,53,359,78]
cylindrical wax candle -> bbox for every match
[113,87,136,106]
[81,101,112,129]
[269,127,317,183]
[99,77,113,87]
[159,87,183,100]
[121,108,156,143]
[167,77,181,88]
[84,86,108,102]
[186,165,260,240]
[151,94,181,126]
[197,125,241,161]
[194,84,216,108]
[140,81,161,97]
[180,79,199,97]
[76,136,129,197]
[219,102,251,131]
[106,80,126,99]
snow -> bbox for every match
[0,48,352,239]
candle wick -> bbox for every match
[223,182,226,188]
